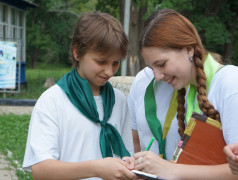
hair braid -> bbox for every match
[194,47,221,122]
[177,88,186,137]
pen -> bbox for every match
[145,137,155,151]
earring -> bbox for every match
[189,56,193,62]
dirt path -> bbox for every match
[0,106,33,115]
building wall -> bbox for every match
[0,2,26,62]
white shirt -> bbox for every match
[128,67,181,161]
[23,84,134,180]
[207,65,238,144]
[128,65,238,163]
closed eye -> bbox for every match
[96,60,106,65]
[157,62,166,67]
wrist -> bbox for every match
[91,159,104,178]
[167,162,180,179]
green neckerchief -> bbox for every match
[144,78,178,159]
[57,68,130,158]
[186,54,220,123]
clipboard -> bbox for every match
[171,112,227,165]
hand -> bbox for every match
[96,157,137,180]
[134,151,176,179]
[224,143,238,175]
[122,156,135,170]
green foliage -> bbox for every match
[0,114,32,180]
[25,0,238,69]
[232,28,238,65]
[26,0,98,68]
[192,15,230,52]
[143,0,238,64]
[160,0,193,11]
[96,0,120,19]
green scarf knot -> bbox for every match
[57,68,130,158]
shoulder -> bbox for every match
[217,65,238,80]
[113,88,126,101]
[210,65,238,98]
[35,84,68,109]
[39,84,66,100]
[132,67,154,87]
[129,67,153,97]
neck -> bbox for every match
[76,68,101,96]
[91,85,100,96]
[189,63,197,87]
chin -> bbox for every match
[172,84,184,90]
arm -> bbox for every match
[224,143,238,175]
[132,129,141,153]
[120,97,134,156]
[134,151,238,180]
[121,130,141,171]
[32,157,136,180]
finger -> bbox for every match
[227,144,238,155]
[228,157,238,167]
[115,158,127,166]
[134,151,147,159]
[123,168,137,180]
[224,146,235,160]
[122,157,135,170]
[229,162,238,170]
[135,161,145,171]
[231,171,238,176]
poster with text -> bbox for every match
[0,41,17,89]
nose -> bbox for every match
[153,69,165,82]
[105,65,114,77]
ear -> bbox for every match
[72,46,80,61]
[186,46,194,57]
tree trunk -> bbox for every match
[30,50,39,69]
[127,0,148,76]
[119,0,125,26]
[224,13,238,63]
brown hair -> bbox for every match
[140,9,220,137]
[71,12,128,67]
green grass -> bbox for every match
[3,67,71,99]
[0,114,32,180]
[0,67,71,179]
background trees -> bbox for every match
[26,0,238,75]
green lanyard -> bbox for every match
[186,54,220,123]
[144,79,178,159]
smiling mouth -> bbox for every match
[99,75,109,81]
[167,76,175,85]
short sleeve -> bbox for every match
[22,95,60,172]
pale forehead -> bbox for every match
[142,47,172,62]
[142,47,185,59]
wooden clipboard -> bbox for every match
[171,113,227,165]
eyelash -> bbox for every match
[158,62,165,67]
[96,61,120,66]
[97,61,105,64]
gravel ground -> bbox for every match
[0,106,33,115]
